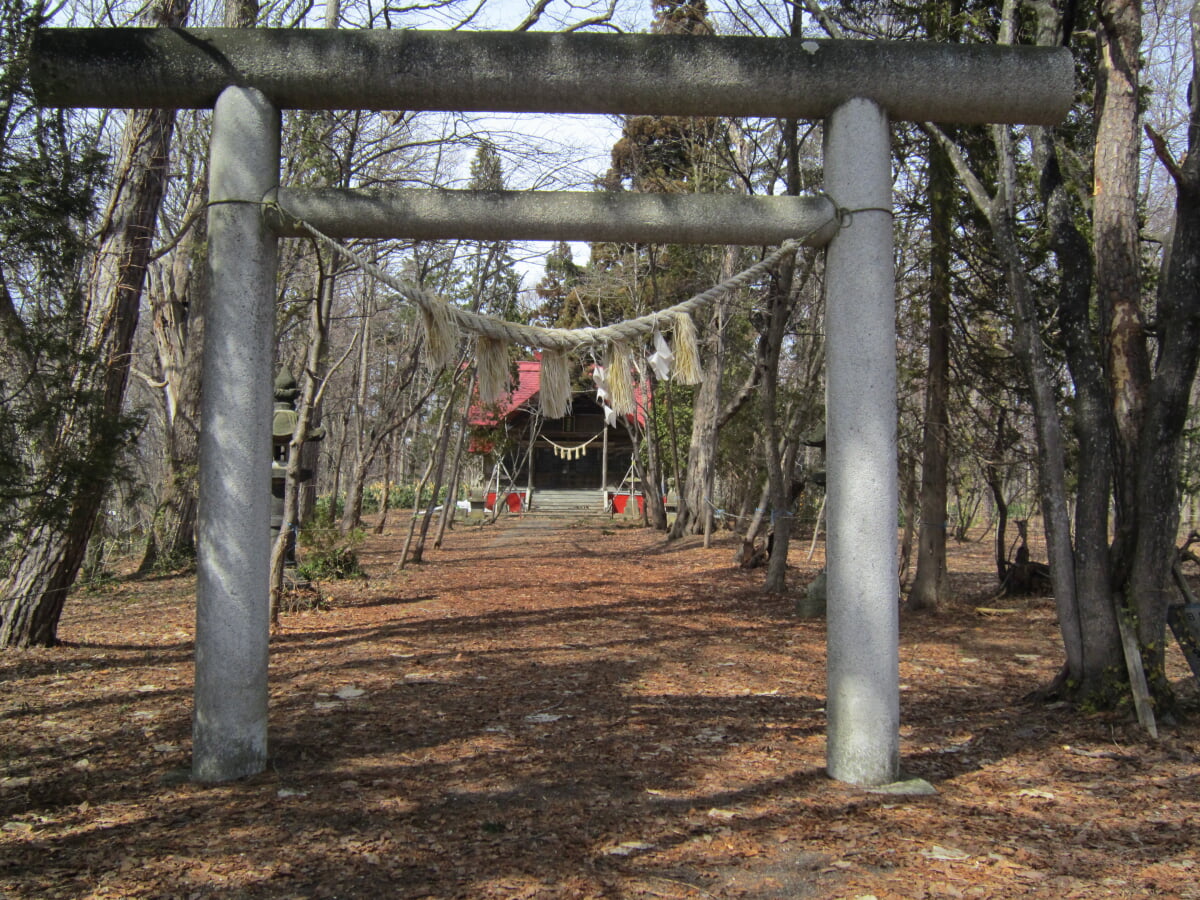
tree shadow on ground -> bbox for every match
[3,522,1195,899]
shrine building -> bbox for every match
[468,359,649,514]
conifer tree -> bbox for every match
[0,0,187,647]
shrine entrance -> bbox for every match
[527,395,626,493]
[32,27,1073,786]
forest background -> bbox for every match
[1,0,1199,718]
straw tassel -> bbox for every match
[420,298,460,369]
[539,349,572,420]
[475,336,511,404]
[606,341,636,416]
[672,312,702,385]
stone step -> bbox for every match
[526,490,610,517]
[522,509,612,519]
[530,491,605,508]
[529,503,607,513]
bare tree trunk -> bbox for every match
[898,448,919,588]
[410,401,457,562]
[0,1,183,645]
[1128,1,1200,686]
[759,252,798,593]
[408,379,463,566]
[139,0,262,572]
[397,417,415,485]
[398,450,437,570]
[760,105,807,593]
[329,410,350,507]
[342,444,371,533]
[1096,0,1151,589]
[270,259,338,625]
[140,172,208,573]
[348,365,431,537]
[734,478,770,566]
[341,290,372,532]
[374,431,397,534]
[404,375,463,567]
[670,116,754,540]
[931,47,1087,685]
[984,411,1011,585]
[434,397,471,548]
[1035,110,1123,693]
[987,179,1085,678]
[766,429,804,591]
[908,139,952,610]
[642,374,669,530]
[670,253,734,538]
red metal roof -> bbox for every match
[468,359,541,426]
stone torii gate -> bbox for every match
[32,28,1072,786]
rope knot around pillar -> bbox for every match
[834,204,895,228]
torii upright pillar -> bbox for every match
[193,86,280,782]
[823,97,900,786]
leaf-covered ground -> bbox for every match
[2,517,1199,899]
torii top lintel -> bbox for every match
[32,28,1073,126]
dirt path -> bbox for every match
[1,520,1198,898]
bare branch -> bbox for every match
[1146,123,1188,189]
[449,0,485,31]
[717,365,761,430]
[920,122,996,220]
[564,0,619,33]
[308,330,359,418]
[515,0,553,31]
[133,368,169,390]
[802,0,845,39]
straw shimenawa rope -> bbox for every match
[290,212,823,413]
[296,217,808,350]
